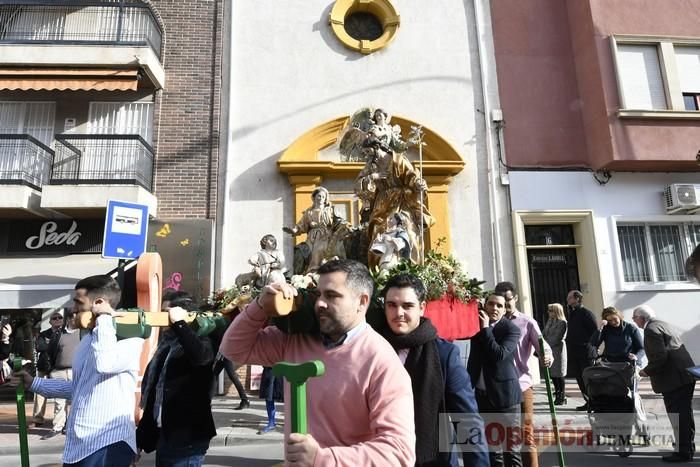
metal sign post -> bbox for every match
[102,200,150,260]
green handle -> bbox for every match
[272,361,325,434]
[539,336,565,467]
[13,358,30,467]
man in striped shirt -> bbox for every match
[17,275,144,467]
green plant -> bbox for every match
[372,247,486,303]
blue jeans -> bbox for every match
[64,441,134,467]
[155,439,209,467]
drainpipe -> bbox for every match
[473,0,504,283]
[214,0,232,291]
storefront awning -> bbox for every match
[0,255,119,309]
[0,68,139,92]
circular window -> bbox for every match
[344,12,383,41]
[329,0,400,54]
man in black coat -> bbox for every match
[137,292,217,466]
[565,290,598,410]
[468,292,522,467]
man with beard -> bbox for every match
[219,259,416,467]
[381,274,488,467]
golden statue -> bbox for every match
[339,108,435,268]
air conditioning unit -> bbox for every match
[664,184,700,214]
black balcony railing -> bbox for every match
[0,1,162,59]
[52,134,154,191]
[0,134,54,191]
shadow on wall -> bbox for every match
[681,324,700,364]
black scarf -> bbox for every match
[384,318,445,464]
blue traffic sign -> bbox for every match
[102,199,150,259]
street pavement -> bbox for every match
[0,378,697,466]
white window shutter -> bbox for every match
[675,46,700,93]
[617,44,667,110]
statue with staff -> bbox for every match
[339,108,434,270]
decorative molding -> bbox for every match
[617,110,700,119]
[278,114,464,252]
[329,0,400,54]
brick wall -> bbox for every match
[149,0,223,219]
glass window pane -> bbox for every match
[690,224,700,247]
[649,225,685,281]
[683,94,700,111]
[617,225,651,282]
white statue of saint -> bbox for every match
[370,213,411,272]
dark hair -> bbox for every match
[260,234,276,249]
[317,259,373,297]
[486,290,507,301]
[75,275,121,308]
[162,290,197,311]
[494,281,516,295]
[381,273,426,303]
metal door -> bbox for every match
[527,248,580,329]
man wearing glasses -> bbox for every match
[43,310,81,440]
[33,311,64,429]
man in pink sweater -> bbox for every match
[220,259,416,467]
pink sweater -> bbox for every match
[220,301,416,467]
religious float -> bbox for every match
[216,107,485,341]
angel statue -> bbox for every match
[283,186,349,274]
[338,107,435,268]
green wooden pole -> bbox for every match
[539,336,565,467]
[13,357,30,467]
[272,361,325,434]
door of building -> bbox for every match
[525,225,581,328]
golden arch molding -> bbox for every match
[329,0,400,54]
[277,114,465,253]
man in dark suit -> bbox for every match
[565,290,598,410]
[468,292,522,467]
[634,305,696,463]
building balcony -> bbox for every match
[41,134,157,212]
[0,1,164,90]
[0,133,156,213]
[0,133,52,210]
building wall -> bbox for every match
[220,0,501,287]
[509,171,700,359]
[490,0,588,168]
[492,0,700,170]
[150,0,223,219]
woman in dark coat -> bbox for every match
[543,303,568,405]
[590,306,644,365]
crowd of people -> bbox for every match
[3,242,698,466]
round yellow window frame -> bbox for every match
[329,0,400,54]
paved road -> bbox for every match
[0,444,285,467]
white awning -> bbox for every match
[0,255,119,309]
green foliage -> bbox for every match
[372,245,486,303]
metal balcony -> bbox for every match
[0,0,162,60]
[0,133,54,191]
[51,134,154,191]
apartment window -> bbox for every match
[676,46,700,106]
[617,223,699,283]
[616,44,667,110]
[614,38,700,113]
[88,101,153,142]
[0,101,55,145]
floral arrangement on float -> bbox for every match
[209,245,485,341]
[368,245,486,340]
